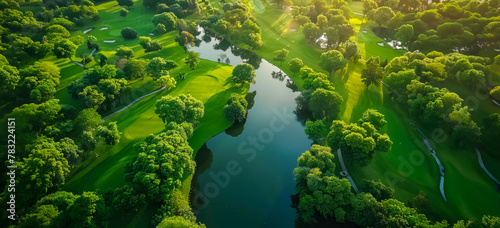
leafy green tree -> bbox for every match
[362,0,378,15]
[341,41,361,62]
[86,35,98,50]
[46,25,70,40]
[121,27,138,39]
[384,56,408,74]
[79,86,105,110]
[303,22,321,42]
[214,20,231,36]
[125,131,195,201]
[449,107,481,147]
[152,12,178,32]
[147,57,169,80]
[361,56,385,87]
[164,60,178,75]
[288,58,304,76]
[152,190,195,226]
[305,120,328,142]
[140,36,163,53]
[123,59,147,80]
[157,216,206,228]
[491,86,500,101]
[359,109,387,130]
[175,31,195,53]
[0,64,20,99]
[395,24,414,48]
[57,137,83,167]
[97,121,121,145]
[232,63,256,84]
[273,49,289,66]
[319,50,347,77]
[155,94,204,125]
[373,7,395,27]
[157,75,176,90]
[18,148,70,206]
[84,64,117,84]
[309,88,343,120]
[115,46,134,59]
[360,180,394,201]
[328,111,392,166]
[325,27,340,49]
[120,8,129,18]
[456,69,485,89]
[53,39,77,60]
[224,93,248,122]
[185,51,200,70]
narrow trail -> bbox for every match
[475,148,500,185]
[72,61,84,67]
[103,86,166,120]
[337,148,360,194]
[414,125,448,202]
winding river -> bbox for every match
[188,29,358,227]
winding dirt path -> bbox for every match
[103,86,166,120]
[414,126,448,202]
[475,148,500,185]
[337,148,360,194]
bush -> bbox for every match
[224,93,248,122]
[121,27,138,40]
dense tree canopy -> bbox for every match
[232,63,256,84]
[155,94,204,125]
[125,131,195,201]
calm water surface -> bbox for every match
[189,29,358,228]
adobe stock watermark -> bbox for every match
[191,106,296,209]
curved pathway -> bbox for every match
[337,148,360,194]
[72,61,84,67]
[475,148,500,185]
[492,99,500,107]
[414,126,448,201]
[103,86,166,120]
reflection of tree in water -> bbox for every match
[245,90,257,110]
[271,71,286,81]
[225,118,246,137]
[294,93,313,125]
[214,39,231,52]
[286,79,299,92]
[224,90,256,137]
[189,144,214,212]
[202,33,212,43]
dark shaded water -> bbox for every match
[189,29,358,228]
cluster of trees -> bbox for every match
[122,94,205,226]
[0,60,61,104]
[295,66,343,121]
[212,3,264,49]
[293,144,449,227]
[291,0,356,49]
[68,65,131,112]
[224,93,248,122]
[144,0,201,18]
[0,100,120,218]
[364,0,500,53]
[0,7,89,66]
[327,109,393,166]
[383,51,486,147]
